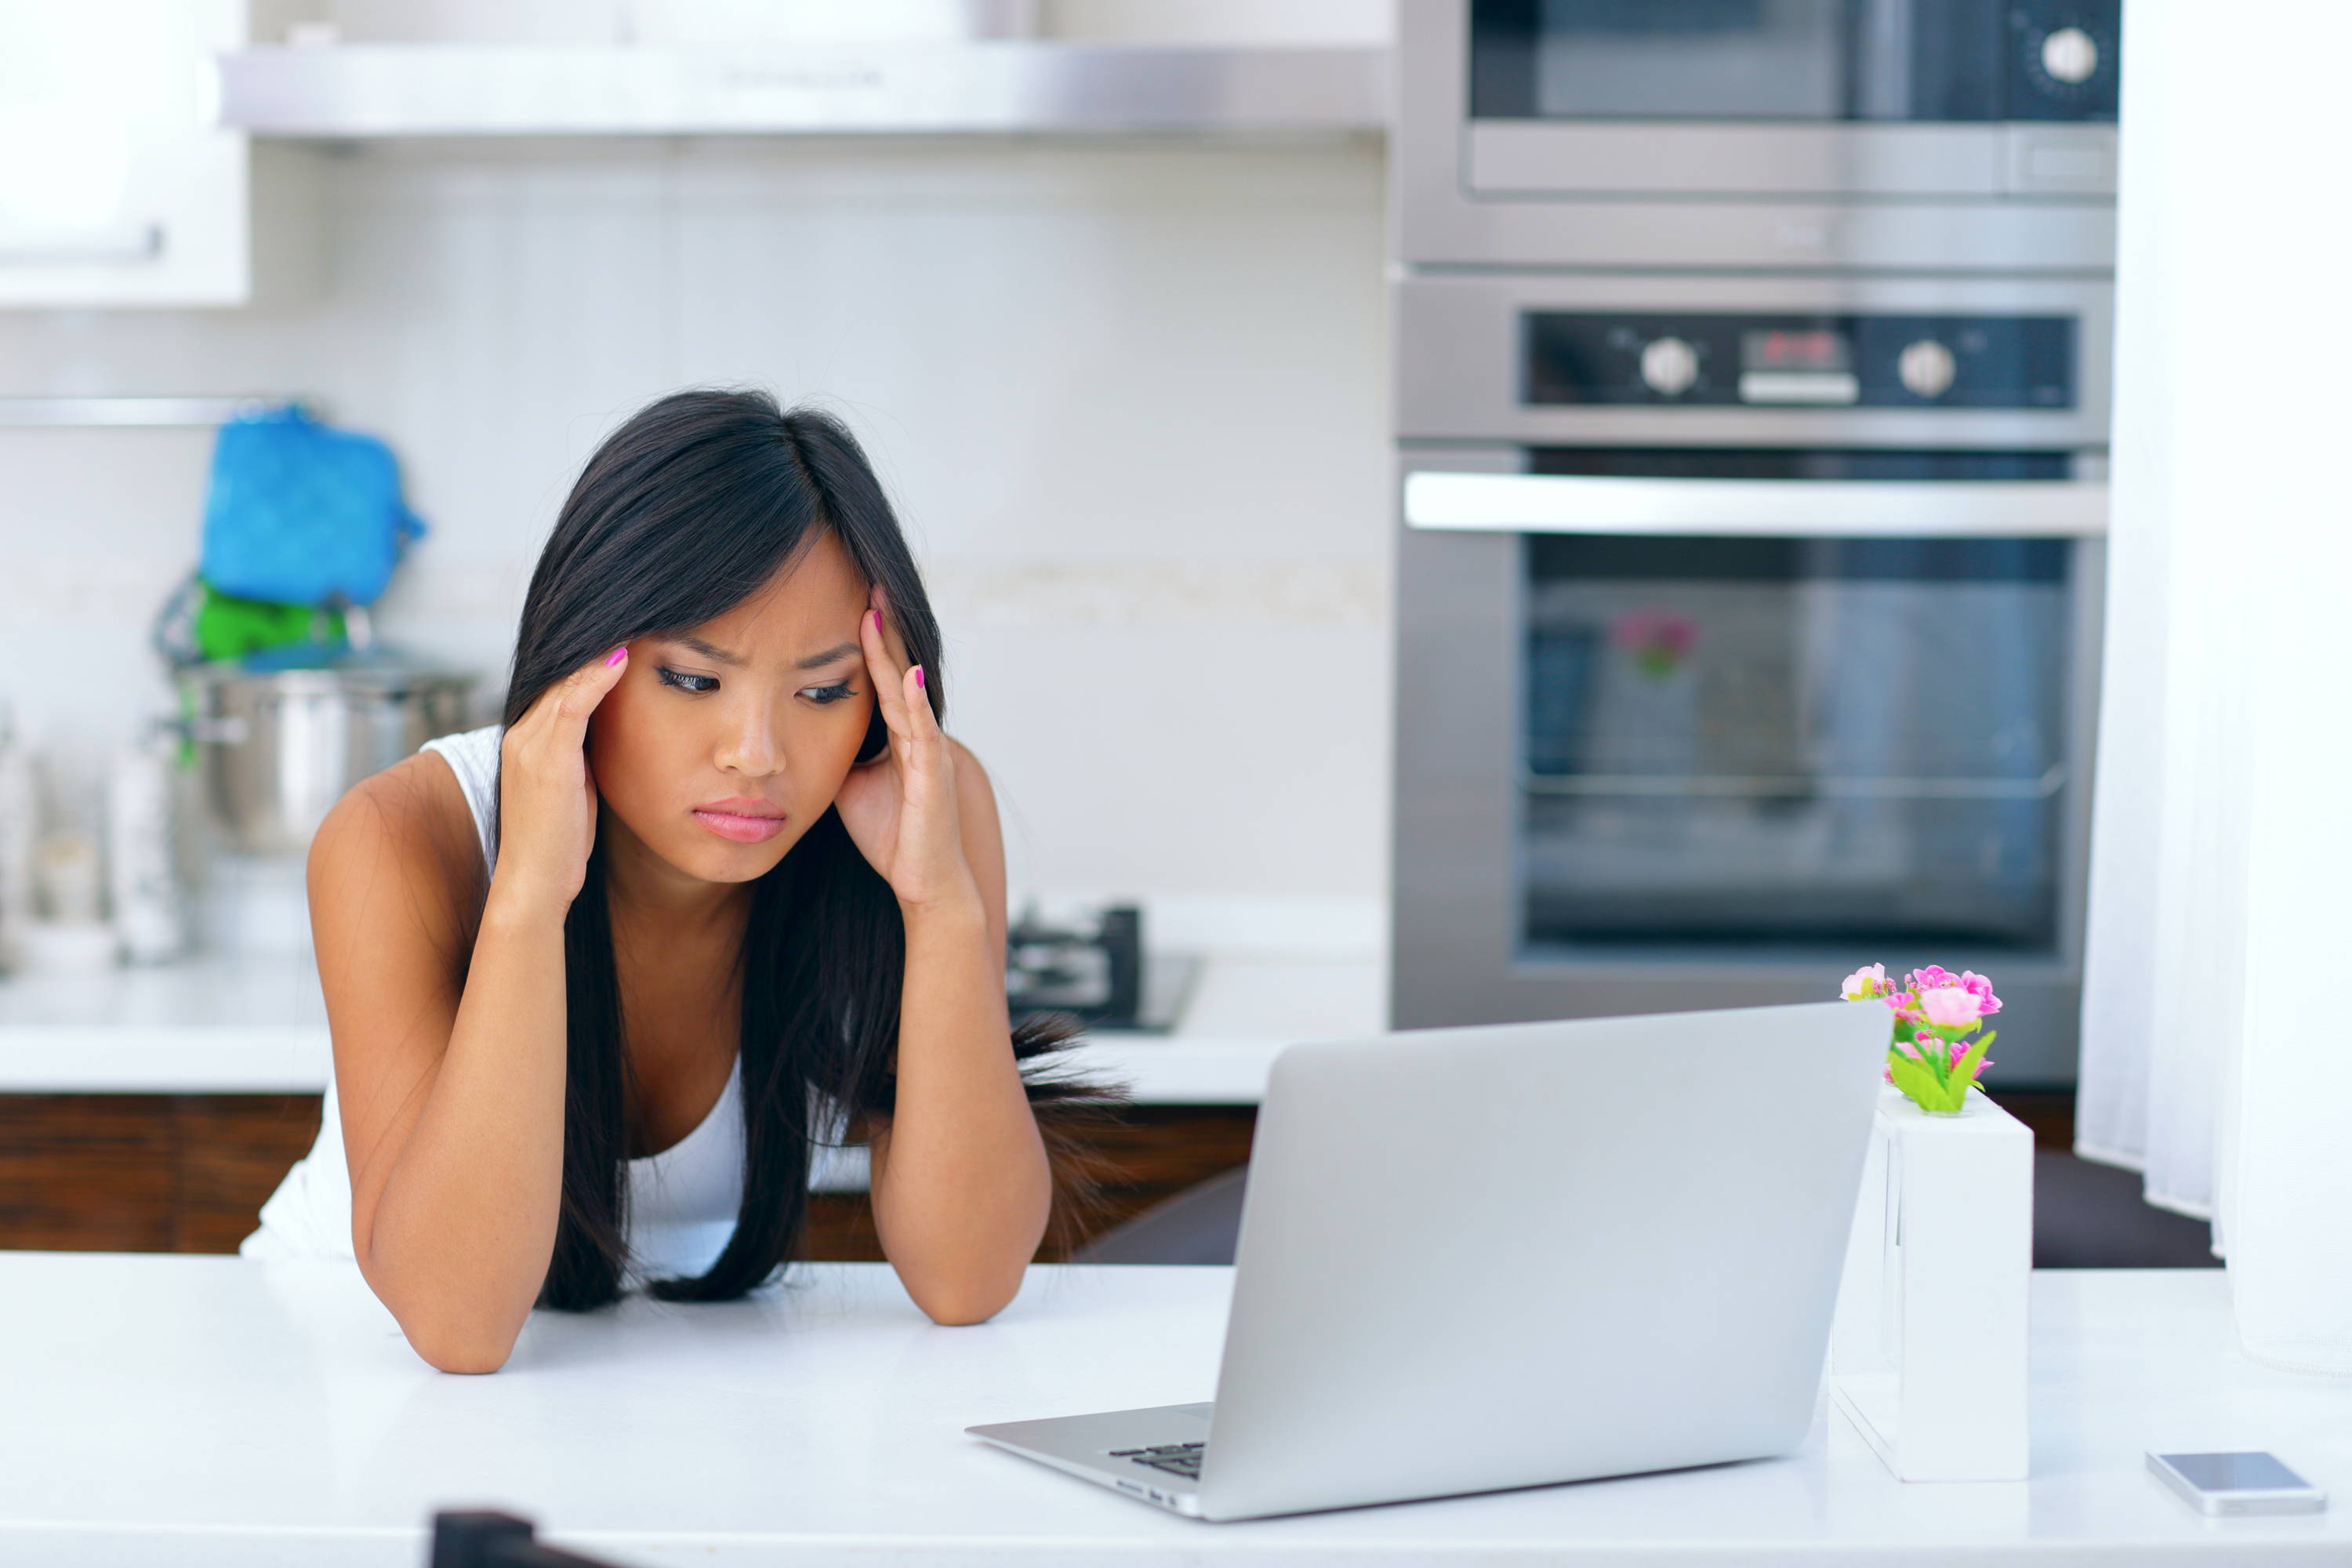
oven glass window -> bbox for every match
[1469,0,2118,124]
[1520,534,2071,953]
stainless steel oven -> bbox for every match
[1391,273,2108,1080]
[1397,0,2121,271]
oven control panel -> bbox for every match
[1523,313,2074,410]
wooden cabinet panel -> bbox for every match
[0,1097,178,1251]
[0,1091,2148,1273]
[0,1097,1256,1264]
[0,1095,323,1254]
[800,1106,1258,1265]
[801,1195,884,1263]
[1075,1105,1256,1244]
[173,1096,326,1253]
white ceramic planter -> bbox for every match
[1829,1085,2033,1481]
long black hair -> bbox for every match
[502,390,1109,1309]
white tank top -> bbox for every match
[241,724,827,1283]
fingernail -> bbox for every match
[913,666,925,690]
[605,646,627,666]
[871,610,882,632]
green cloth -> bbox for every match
[191,580,345,664]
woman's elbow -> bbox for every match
[361,1233,532,1372]
[909,1267,1025,1327]
[915,1294,1009,1328]
[405,1319,521,1374]
[390,1297,525,1373]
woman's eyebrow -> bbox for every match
[672,633,745,666]
[794,641,861,670]
[667,633,859,670]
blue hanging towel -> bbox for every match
[200,405,426,608]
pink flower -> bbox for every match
[1840,964,1889,1001]
[1918,986,1982,1029]
[1610,608,1697,659]
[1959,970,2002,1017]
[1906,964,1960,994]
[1610,608,1698,680]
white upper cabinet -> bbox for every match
[0,0,247,307]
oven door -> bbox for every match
[1391,446,2106,1083]
[1397,0,2120,270]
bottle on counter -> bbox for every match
[5,735,125,977]
[24,829,118,975]
[108,735,187,965]
[0,706,32,974]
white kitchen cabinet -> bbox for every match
[0,0,246,306]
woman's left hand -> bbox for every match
[835,590,979,915]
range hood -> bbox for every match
[216,42,1387,137]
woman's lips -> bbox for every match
[692,806,789,844]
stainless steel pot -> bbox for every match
[179,657,476,855]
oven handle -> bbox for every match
[1403,472,2107,538]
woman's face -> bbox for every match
[587,529,875,886]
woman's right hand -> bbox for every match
[492,645,630,917]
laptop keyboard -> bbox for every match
[1109,1442,1203,1480]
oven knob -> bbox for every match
[1639,336,1700,397]
[1898,338,1958,399]
[2040,26,2099,85]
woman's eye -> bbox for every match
[803,681,858,706]
[656,668,718,694]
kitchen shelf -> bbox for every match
[0,397,304,427]
[216,42,1388,139]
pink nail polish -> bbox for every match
[871,610,882,632]
[605,646,627,666]
[914,666,925,690]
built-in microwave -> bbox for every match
[1390,272,2110,1082]
[1396,0,2122,272]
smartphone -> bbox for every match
[2147,1451,2328,1516]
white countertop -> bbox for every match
[0,1258,2340,1563]
[0,948,1382,1103]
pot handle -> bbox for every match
[161,714,252,746]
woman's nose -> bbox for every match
[713,704,784,777]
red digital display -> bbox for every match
[1742,329,1851,372]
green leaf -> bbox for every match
[1952,1029,1997,1091]
[1886,1052,1952,1113]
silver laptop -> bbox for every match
[967,1000,1890,1521]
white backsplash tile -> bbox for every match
[0,137,1388,900]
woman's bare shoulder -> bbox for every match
[307,751,488,942]
[945,735,996,805]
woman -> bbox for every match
[243,390,1104,1373]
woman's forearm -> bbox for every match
[361,879,571,1370]
[869,893,1051,1323]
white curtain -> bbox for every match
[2078,0,2352,1367]
[2074,1,2237,1225]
